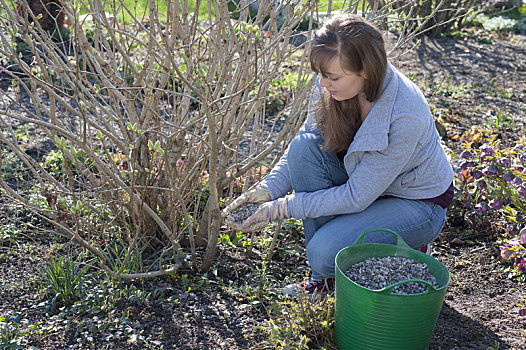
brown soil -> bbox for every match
[397,31,526,349]
[1,30,526,349]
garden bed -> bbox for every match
[1,28,526,349]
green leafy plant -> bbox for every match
[178,272,211,293]
[100,236,145,275]
[0,224,21,247]
[14,125,29,142]
[264,72,301,114]
[242,263,282,306]
[41,147,97,179]
[484,109,515,131]
[0,150,26,186]
[432,78,472,99]
[258,295,336,349]
[0,314,23,350]
[36,252,94,305]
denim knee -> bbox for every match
[287,133,323,169]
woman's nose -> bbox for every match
[319,76,329,88]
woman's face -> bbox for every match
[318,57,367,101]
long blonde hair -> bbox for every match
[310,14,387,154]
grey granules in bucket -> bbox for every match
[229,203,260,224]
[345,256,438,295]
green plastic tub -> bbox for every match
[334,228,450,350]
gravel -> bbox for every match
[345,256,438,295]
[229,203,260,224]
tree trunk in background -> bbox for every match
[19,0,65,32]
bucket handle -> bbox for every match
[353,228,411,249]
[378,278,438,294]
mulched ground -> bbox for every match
[1,29,526,349]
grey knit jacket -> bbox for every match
[260,62,454,219]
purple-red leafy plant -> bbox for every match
[451,137,526,277]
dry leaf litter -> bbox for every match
[345,256,438,294]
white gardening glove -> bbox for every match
[222,188,271,231]
[240,198,289,232]
[222,188,271,218]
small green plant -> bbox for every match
[36,251,94,305]
[0,151,25,185]
[219,231,249,247]
[100,236,145,275]
[178,272,211,292]
[14,125,29,142]
[258,295,337,349]
[41,148,97,179]
[243,263,282,306]
[484,109,515,131]
[275,218,305,258]
[432,78,472,99]
[0,314,23,349]
[0,224,22,247]
[41,150,67,178]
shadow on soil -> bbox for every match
[431,302,509,350]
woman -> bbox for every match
[223,14,454,296]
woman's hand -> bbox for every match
[222,188,274,231]
[221,188,271,217]
[239,198,289,232]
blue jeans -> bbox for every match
[287,133,447,280]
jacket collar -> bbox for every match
[346,62,397,153]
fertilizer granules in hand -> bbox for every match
[345,256,438,295]
[229,203,260,224]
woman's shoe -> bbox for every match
[418,243,431,254]
[282,277,335,297]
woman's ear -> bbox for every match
[360,71,368,79]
